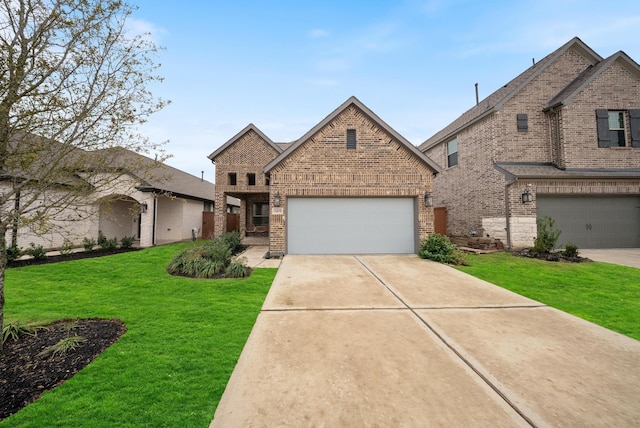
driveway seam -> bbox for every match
[354,255,538,428]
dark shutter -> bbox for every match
[596,109,611,148]
[630,109,640,148]
[346,129,356,150]
[517,114,528,132]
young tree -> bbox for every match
[0,0,169,350]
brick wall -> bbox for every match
[268,105,435,256]
[213,129,280,237]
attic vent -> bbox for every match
[346,129,356,150]
[517,114,528,132]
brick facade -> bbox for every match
[210,98,438,256]
[423,38,640,248]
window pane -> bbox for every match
[447,139,458,155]
[610,130,625,146]
[608,111,624,130]
[448,152,458,167]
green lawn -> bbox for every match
[1,242,276,428]
[457,252,640,340]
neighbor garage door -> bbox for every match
[537,196,640,248]
[287,198,415,254]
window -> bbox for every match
[517,114,528,132]
[346,129,356,150]
[228,172,237,185]
[252,202,269,226]
[203,201,213,212]
[247,173,256,186]
[447,138,458,167]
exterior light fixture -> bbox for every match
[424,192,433,207]
[521,188,533,203]
[140,202,148,213]
[274,193,281,207]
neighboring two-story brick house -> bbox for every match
[421,37,640,249]
[209,96,441,256]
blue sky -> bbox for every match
[130,0,640,180]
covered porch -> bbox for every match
[216,190,271,239]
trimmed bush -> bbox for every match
[97,230,107,247]
[204,239,232,264]
[60,239,74,256]
[83,237,96,251]
[6,244,22,262]
[25,243,46,260]
[120,236,135,249]
[101,237,118,251]
[564,243,579,258]
[419,233,466,265]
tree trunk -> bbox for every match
[0,225,7,353]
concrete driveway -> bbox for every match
[579,248,640,269]
[211,255,640,427]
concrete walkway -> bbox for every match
[211,255,640,427]
[234,246,281,268]
[579,248,640,269]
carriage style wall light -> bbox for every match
[424,192,433,207]
[140,202,148,213]
[273,193,281,207]
[521,188,533,204]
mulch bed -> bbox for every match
[0,318,127,420]
[8,248,140,269]
[515,248,592,263]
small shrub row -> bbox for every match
[418,233,467,265]
[8,232,136,261]
[167,231,250,279]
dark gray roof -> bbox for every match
[419,37,602,151]
[545,51,640,110]
[208,123,283,161]
[265,96,441,174]
[494,162,640,180]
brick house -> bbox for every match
[421,37,640,249]
[209,96,441,256]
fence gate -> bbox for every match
[202,212,215,239]
[434,207,447,235]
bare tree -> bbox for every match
[0,0,169,349]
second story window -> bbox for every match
[247,173,256,186]
[597,109,626,147]
[447,138,458,168]
[346,129,356,150]
[228,172,237,185]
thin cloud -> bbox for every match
[308,28,330,38]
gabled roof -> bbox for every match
[264,96,441,173]
[419,37,602,151]
[545,51,640,110]
[207,123,283,161]
[97,148,215,202]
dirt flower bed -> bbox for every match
[515,248,592,263]
[0,318,127,420]
[8,248,140,269]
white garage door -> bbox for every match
[287,198,416,254]
[537,196,640,248]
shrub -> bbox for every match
[60,239,74,256]
[220,231,242,254]
[101,237,118,251]
[120,236,135,249]
[6,244,22,262]
[25,242,47,260]
[38,335,87,358]
[97,230,107,247]
[83,237,96,251]
[204,239,233,265]
[2,321,48,344]
[564,243,579,258]
[226,260,250,278]
[533,216,561,253]
[419,233,466,265]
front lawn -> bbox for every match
[1,242,276,427]
[457,252,640,340]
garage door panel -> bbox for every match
[537,196,640,249]
[287,198,415,254]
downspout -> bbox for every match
[152,196,158,246]
[505,179,516,249]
